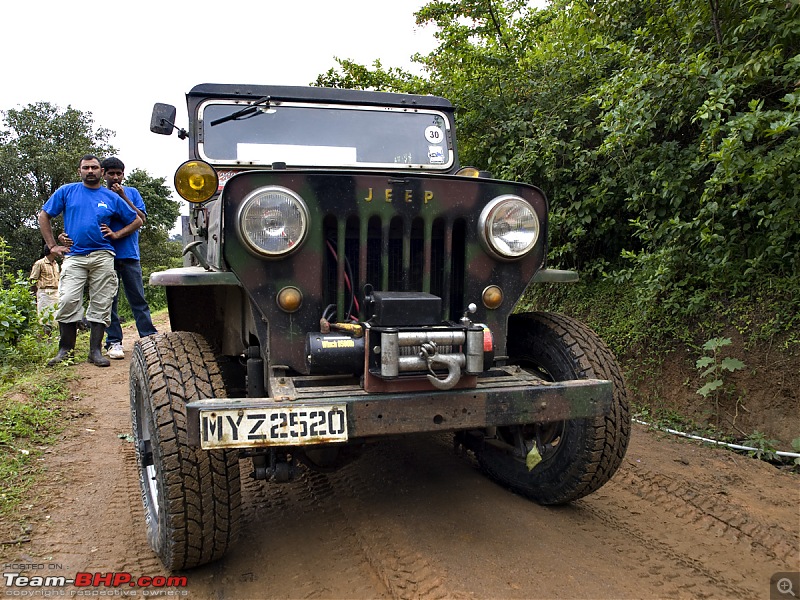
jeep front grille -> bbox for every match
[323,215,467,321]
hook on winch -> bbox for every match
[419,341,461,390]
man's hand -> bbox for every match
[57,232,73,247]
[100,223,120,240]
[110,182,127,198]
[48,244,67,258]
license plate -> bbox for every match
[199,405,348,449]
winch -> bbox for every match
[305,290,494,391]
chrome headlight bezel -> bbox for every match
[478,195,540,260]
[236,186,310,258]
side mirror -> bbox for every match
[150,103,178,135]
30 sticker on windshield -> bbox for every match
[425,126,444,144]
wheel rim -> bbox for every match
[134,383,159,519]
[494,359,568,463]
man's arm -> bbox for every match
[38,211,68,258]
[110,184,146,224]
[102,215,143,241]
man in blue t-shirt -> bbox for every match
[39,154,143,368]
[99,157,157,359]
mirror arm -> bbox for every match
[159,118,188,140]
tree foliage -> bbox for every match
[316,0,800,328]
[0,103,182,313]
[0,102,117,274]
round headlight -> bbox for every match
[174,160,218,203]
[479,195,540,260]
[237,186,309,257]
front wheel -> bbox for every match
[130,332,241,570]
[476,312,630,505]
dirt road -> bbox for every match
[3,323,799,599]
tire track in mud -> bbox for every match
[200,438,470,600]
[196,459,391,599]
[568,457,795,599]
[613,463,798,565]
[231,446,463,600]
[15,432,164,577]
[431,429,793,599]
[306,462,461,600]
[575,495,756,598]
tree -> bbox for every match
[0,102,116,275]
[315,0,800,324]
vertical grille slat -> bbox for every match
[324,214,466,320]
[422,218,432,294]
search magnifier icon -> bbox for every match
[778,578,797,597]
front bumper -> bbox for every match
[186,366,612,448]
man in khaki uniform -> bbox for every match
[29,247,61,332]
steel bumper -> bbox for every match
[186,367,613,448]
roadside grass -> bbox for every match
[0,374,75,520]
[0,310,169,535]
[0,332,90,523]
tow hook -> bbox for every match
[420,341,461,390]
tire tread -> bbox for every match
[131,332,241,570]
[478,312,630,504]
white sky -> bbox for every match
[1,0,439,220]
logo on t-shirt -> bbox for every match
[98,202,108,208]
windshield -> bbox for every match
[198,101,453,170]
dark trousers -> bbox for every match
[105,258,157,348]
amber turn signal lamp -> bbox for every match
[276,286,303,313]
[482,285,503,309]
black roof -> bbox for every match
[187,83,453,110]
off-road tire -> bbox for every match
[130,332,241,570]
[476,312,630,505]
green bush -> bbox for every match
[0,239,38,355]
[0,238,55,382]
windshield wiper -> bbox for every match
[209,96,271,127]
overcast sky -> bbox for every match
[1,0,439,218]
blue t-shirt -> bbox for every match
[42,183,138,257]
[108,186,147,260]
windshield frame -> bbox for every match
[196,99,455,171]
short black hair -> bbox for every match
[101,157,125,171]
[79,154,102,168]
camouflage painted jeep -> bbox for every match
[133,83,630,570]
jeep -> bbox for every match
[132,83,630,570]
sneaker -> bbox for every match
[106,342,125,360]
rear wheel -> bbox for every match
[130,332,241,570]
[476,312,630,504]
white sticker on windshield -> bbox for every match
[428,146,445,164]
[425,126,444,144]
